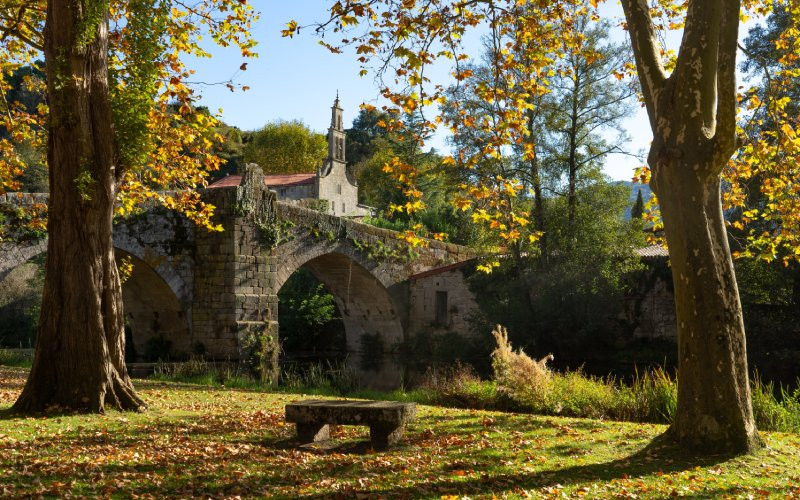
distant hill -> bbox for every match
[614,181,653,219]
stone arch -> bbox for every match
[274,243,404,353]
[0,235,191,311]
[0,240,48,282]
[116,250,192,361]
[0,238,192,360]
[112,233,193,313]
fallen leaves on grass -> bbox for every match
[0,367,799,498]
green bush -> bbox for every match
[750,374,800,432]
[418,362,502,410]
[546,371,617,419]
[410,327,800,432]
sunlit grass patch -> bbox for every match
[1,366,800,498]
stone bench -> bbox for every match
[285,399,417,450]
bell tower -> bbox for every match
[316,93,369,218]
[328,92,346,165]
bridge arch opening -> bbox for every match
[277,251,405,353]
[275,251,406,388]
[277,268,346,359]
[116,250,192,362]
[0,253,44,348]
[0,248,191,360]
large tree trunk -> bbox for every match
[650,151,760,453]
[621,0,759,454]
[12,0,145,413]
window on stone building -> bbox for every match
[280,188,286,196]
[342,202,346,213]
[435,291,448,325]
[337,184,342,195]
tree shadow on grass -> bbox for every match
[297,432,735,498]
[0,409,754,499]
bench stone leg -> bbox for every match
[296,423,330,443]
[370,424,404,450]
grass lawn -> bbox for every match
[1,366,799,498]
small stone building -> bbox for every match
[405,261,480,338]
[210,96,372,218]
[625,245,677,340]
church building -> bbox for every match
[209,96,371,218]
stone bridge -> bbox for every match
[0,166,473,380]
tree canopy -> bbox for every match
[0,0,258,228]
[243,120,327,175]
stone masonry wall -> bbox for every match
[0,193,49,281]
[191,168,280,380]
[316,165,366,217]
[408,267,480,338]
[0,173,476,374]
[275,201,473,283]
[624,261,677,340]
[275,184,314,201]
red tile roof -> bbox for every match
[207,175,243,188]
[409,260,474,281]
[208,173,316,189]
[264,173,316,187]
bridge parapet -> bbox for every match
[0,193,50,281]
[275,200,475,279]
[0,192,50,205]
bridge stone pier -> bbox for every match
[0,165,473,382]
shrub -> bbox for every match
[419,362,501,409]
[279,359,361,395]
[546,371,616,419]
[491,324,553,403]
[153,357,256,389]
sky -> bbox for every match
[185,1,759,182]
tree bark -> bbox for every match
[566,66,580,230]
[526,110,546,261]
[650,148,760,453]
[621,0,760,454]
[12,0,145,413]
